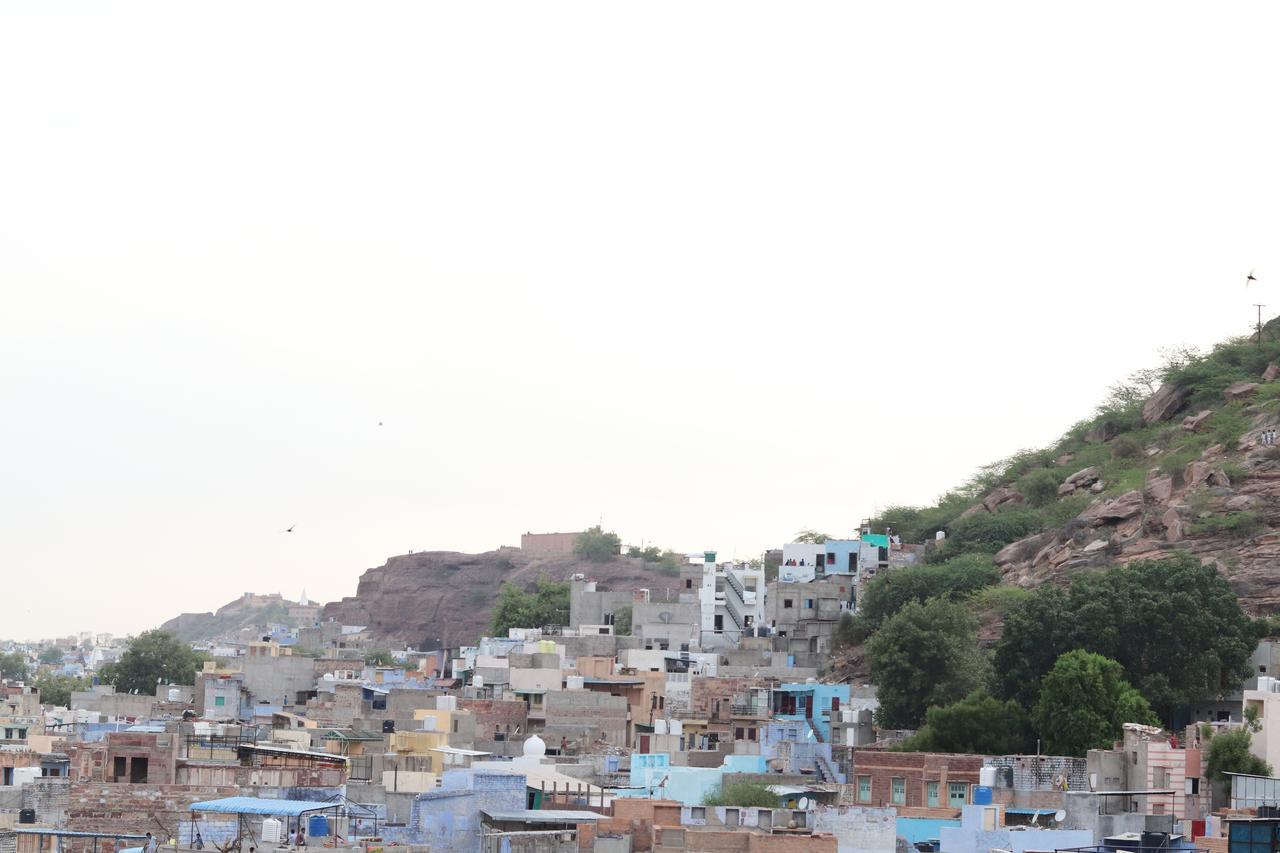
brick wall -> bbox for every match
[849,750,984,809]
[64,782,239,853]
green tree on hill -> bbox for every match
[869,597,988,729]
[1032,650,1158,756]
[994,553,1258,717]
[898,690,1034,755]
[39,647,65,665]
[489,576,571,635]
[574,526,622,562]
[856,553,1000,634]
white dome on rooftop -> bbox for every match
[523,735,546,758]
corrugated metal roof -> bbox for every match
[190,797,342,816]
[482,810,602,823]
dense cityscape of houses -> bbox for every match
[2,530,1278,853]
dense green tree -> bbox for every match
[33,672,88,708]
[489,576,571,635]
[364,650,395,667]
[994,554,1257,717]
[857,554,1000,633]
[899,691,1034,755]
[1206,728,1271,794]
[792,530,832,544]
[702,780,779,807]
[0,652,29,681]
[992,586,1078,708]
[1032,651,1158,756]
[869,598,988,729]
[932,509,1042,561]
[574,526,622,562]
[39,647,65,665]
[100,630,204,694]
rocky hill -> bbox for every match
[161,592,304,642]
[322,549,688,648]
[872,329,1280,615]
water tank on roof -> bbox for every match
[262,819,283,843]
[167,688,181,702]
[974,786,993,805]
[670,720,683,736]
[980,767,998,787]
[566,676,584,690]
[18,810,35,824]
[655,719,668,735]
[308,815,329,837]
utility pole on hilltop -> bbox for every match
[1254,304,1266,346]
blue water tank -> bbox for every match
[973,786,993,805]
[308,815,329,837]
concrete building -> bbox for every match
[1086,723,1204,819]
[766,577,852,669]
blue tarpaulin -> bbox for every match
[190,798,338,817]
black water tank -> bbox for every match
[382,719,395,733]
[19,809,36,824]
[1141,831,1168,850]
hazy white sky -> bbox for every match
[2,3,1278,641]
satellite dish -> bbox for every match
[798,797,810,810]
[1054,810,1067,823]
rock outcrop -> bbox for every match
[1143,383,1189,424]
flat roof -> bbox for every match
[483,810,601,823]
[191,797,342,817]
[238,743,348,762]
[432,746,492,756]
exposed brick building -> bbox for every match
[849,749,985,810]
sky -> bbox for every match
[2,3,1279,641]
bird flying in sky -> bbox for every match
[1248,268,1258,286]
[285,525,295,533]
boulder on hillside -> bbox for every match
[1182,410,1213,432]
[1162,506,1188,542]
[1225,382,1260,402]
[1264,363,1280,382]
[1085,421,1122,443]
[982,487,1025,513]
[1144,473,1173,503]
[1080,490,1144,524]
[1058,466,1101,496]
[1143,383,1189,424]
[1184,460,1210,489]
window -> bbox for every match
[892,777,905,804]
[17,729,25,740]
[214,695,226,707]
[927,781,939,807]
[690,807,706,821]
[804,599,814,609]
[857,776,871,803]
[784,599,794,609]
[1188,777,1201,795]
[686,579,693,589]
[948,782,967,807]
